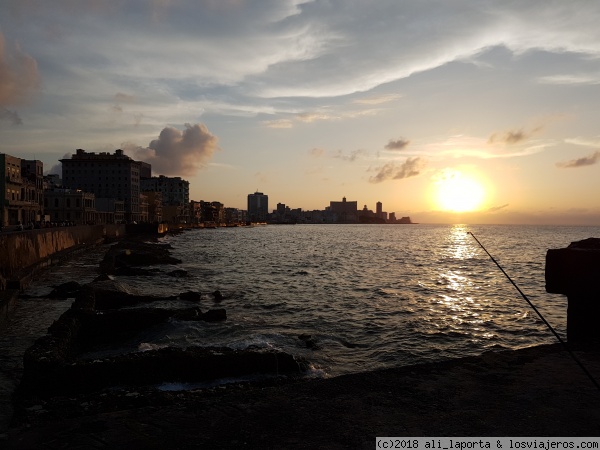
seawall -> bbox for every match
[0,225,125,326]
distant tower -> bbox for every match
[376,202,383,219]
[247,191,268,222]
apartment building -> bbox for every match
[60,149,142,222]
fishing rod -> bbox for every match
[467,231,600,391]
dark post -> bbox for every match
[546,238,600,347]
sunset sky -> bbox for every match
[1,1,599,225]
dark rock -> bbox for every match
[167,269,188,278]
[298,334,320,350]
[114,266,159,276]
[213,290,224,302]
[92,274,113,282]
[21,342,304,397]
[179,291,201,302]
[202,308,227,322]
[100,240,182,274]
[47,281,82,299]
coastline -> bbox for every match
[5,343,600,448]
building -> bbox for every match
[247,191,268,222]
[141,175,189,224]
[44,174,62,189]
[1,154,45,227]
[197,200,224,225]
[328,197,358,223]
[144,191,163,223]
[60,149,142,222]
[96,198,125,224]
[224,207,243,225]
[44,188,96,224]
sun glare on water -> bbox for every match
[434,170,486,213]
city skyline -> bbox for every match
[2,1,600,225]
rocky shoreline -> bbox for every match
[4,232,600,448]
[5,343,600,448]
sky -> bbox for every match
[1,0,600,225]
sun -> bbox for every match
[434,170,486,213]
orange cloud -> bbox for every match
[0,32,40,106]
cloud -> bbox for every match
[488,126,543,145]
[45,153,71,176]
[353,94,402,105]
[369,157,426,183]
[556,151,600,168]
[263,119,293,128]
[487,204,509,212]
[296,112,339,123]
[0,32,40,106]
[0,108,22,125]
[384,138,410,151]
[332,149,366,162]
[309,147,325,158]
[538,74,600,85]
[114,92,136,103]
[124,123,219,177]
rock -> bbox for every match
[114,267,159,276]
[213,290,224,302]
[167,269,188,278]
[47,281,82,298]
[92,274,113,282]
[298,334,320,350]
[202,308,227,322]
[179,291,201,302]
[100,240,182,274]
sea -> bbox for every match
[2,223,599,392]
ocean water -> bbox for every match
[108,223,600,376]
[3,224,600,381]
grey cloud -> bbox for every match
[45,153,71,176]
[115,92,136,103]
[488,204,509,212]
[124,123,219,177]
[488,127,543,145]
[369,157,425,183]
[384,138,410,151]
[332,149,366,162]
[0,108,22,125]
[556,151,600,168]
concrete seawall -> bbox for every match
[0,225,125,325]
[0,225,124,282]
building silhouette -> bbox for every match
[247,191,268,222]
[60,149,142,222]
[328,197,358,223]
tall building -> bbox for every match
[329,197,358,223]
[376,201,383,218]
[60,149,142,222]
[247,191,268,222]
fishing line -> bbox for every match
[467,231,600,391]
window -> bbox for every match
[54,198,59,207]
